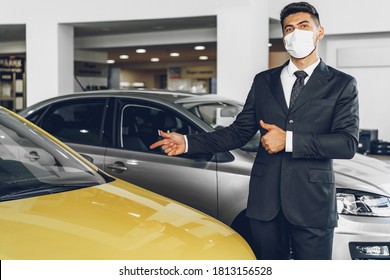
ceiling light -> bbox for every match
[136,49,146,53]
[107,59,115,64]
[151,58,160,62]
[194,45,206,50]
[170,52,180,57]
[199,56,208,60]
[119,54,129,59]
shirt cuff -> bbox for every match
[286,131,293,152]
[184,135,188,153]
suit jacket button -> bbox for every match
[289,120,294,124]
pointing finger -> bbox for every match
[150,139,170,149]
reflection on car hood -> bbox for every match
[0,179,254,260]
[334,154,390,196]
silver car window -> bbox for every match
[183,102,260,152]
[120,104,197,152]
[39,99,106,146]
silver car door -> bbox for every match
[67,143,106,169]
[103,102,218,218]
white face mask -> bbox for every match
[284,29,316,59]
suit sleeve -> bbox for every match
[187,84,259,154]
[293,77,359,159]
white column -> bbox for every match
[25,21,74,106]
[216,0,269,101]
[58,24,74,95]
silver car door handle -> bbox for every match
[106,161,128,172]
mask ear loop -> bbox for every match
[312,27,322,51]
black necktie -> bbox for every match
[289,70,308,109]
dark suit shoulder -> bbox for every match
[253,64,285,82]
[323,63,356,82]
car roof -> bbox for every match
[23,89,241,111]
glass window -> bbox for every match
[185,102,242,129]
[120,104,197,152]
[39,99,107,146]
[183,101,260,152]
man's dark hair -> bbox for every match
[280,2,320,28]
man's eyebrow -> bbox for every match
[284,20,310,30]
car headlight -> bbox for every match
[349,242,390,259]
[336,189,390,217]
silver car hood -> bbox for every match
[334,154,390,196]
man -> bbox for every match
[150,2,359,260]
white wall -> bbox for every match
[217,0,269,100]
[270,0,390,35]
[323,33,390,141]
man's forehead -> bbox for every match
[284,12,314,25]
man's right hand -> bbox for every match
[149,130,186,156]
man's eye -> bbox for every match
[284,27,294,34]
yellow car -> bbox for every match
[0,107,255,260]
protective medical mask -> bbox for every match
[284,29,316,59]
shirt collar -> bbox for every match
[286,58,321,78]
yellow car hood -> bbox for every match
[0,179,254,260]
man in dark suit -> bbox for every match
[150,2,359,260]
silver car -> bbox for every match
[20,89,390,259]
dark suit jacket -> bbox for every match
[187,60,359,228]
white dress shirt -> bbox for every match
[282,58,320,152]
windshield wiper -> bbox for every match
[0,183,94,202]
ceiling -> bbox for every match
[72,16,216,37]
[105,42,217,66]
[0,17,217,66]
[0,16,282,65]
[73,16,217,66]
[0,25,25,42]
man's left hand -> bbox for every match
[260,120,286,154]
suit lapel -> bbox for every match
[269,61,289,115]
[290,60,330,113]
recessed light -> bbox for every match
[136,49,146,53]
[119,54,129,59]
[199,56,208,60]
[151,58,160,62]
[194,45,206,50]
[170,52,180,57]
[107,59,115,64]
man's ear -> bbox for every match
[317,26,325,40]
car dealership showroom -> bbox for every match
[1,0,390,278]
